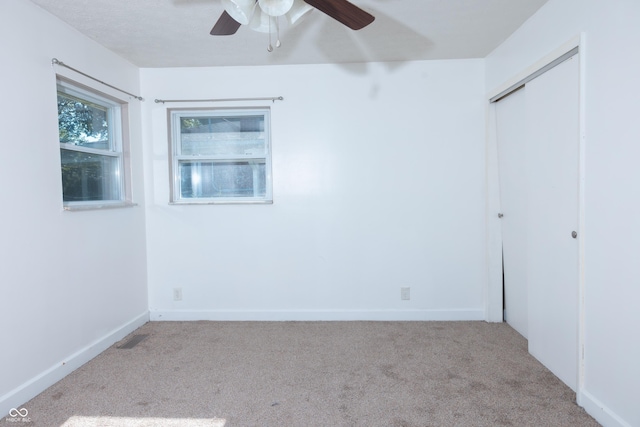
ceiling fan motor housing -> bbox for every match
[258,0,294,17]
[221,0,256,25]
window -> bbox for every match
[169,108,273,204]
[57,78,130,209]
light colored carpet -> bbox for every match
[5,321,599,426]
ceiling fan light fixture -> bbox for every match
[258,0,294,17]
[221,0,257,25]
[286,0,314,26]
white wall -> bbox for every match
[486,1,640,426]
[141,60,487,321]
[0,0,148,415]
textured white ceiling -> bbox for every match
[28,0,549,68]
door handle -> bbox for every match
[572,231,577,238]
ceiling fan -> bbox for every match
[210,0,375,49]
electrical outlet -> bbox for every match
[173,287,183,301]
[401,287,410,301]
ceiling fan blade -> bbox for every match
[303,0,374,30]
[210,10,242,36]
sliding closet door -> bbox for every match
[525,54,580,391]
[495,52,580,391]
[495,88,528,339]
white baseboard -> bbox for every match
[149,308,485,322]
[0,311,149,418]
[579,389,632,427]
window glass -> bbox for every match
[179,115,265,156]
[60,149,121,202]
[178,160,266,199]
[58,92,110,149]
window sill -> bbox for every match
[63,201,138,212]
[169,200,273,206]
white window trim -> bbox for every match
[168,107,273,205]
[57,77,134,211]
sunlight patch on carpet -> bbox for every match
[61,416,226,426]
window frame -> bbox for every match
[168,107,273,205]
[56,77,133,210]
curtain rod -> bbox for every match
[154,96,284,104]
[51,58,144,101]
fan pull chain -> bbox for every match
[275,17,281,48]
[266,17,282,52]
[267,18,273,52]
